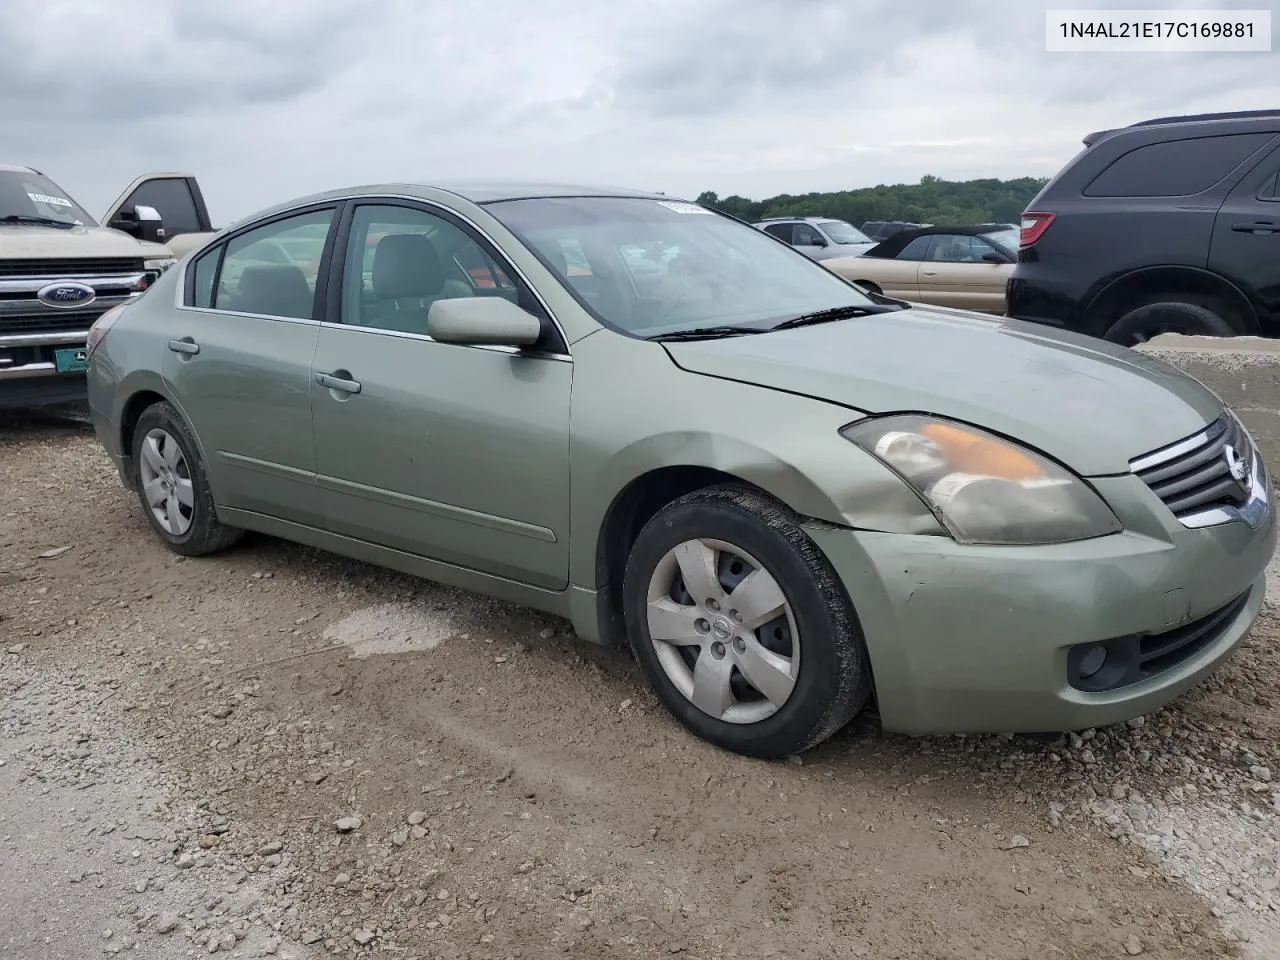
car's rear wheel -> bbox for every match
[130,401,242,556]
[1103,300,1240,346]
[622,484,872,758]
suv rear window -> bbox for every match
[1084,133,1275,198]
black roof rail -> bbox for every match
[1083,109,1280,146]
[1129,108,1280,128]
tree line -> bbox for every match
[695,175,1048,227]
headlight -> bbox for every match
[841,414,1121,545]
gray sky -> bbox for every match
[2,0,1276,223]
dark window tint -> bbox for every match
[763,223,793,243]
[121,178,202,234]
[213,208,335,319]
[190,245,220,308]
[897,236,933,260]
[1084,134,1275,198]
[1260,170,1280,201]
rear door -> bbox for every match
[1208,143,1280,332]
[163,204,339,526]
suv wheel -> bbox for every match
[621,484,873,758]
[1103,300,1240,346]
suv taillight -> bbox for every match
[86,304,127,358]
[1020,212,1055,248]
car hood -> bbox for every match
[663,307,1224,476]
[0,223,171,259]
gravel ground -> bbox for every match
[3,411,1280,959]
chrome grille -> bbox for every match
[0,257,144,278]
[1130,414,1257,521]
[0,309,105,334]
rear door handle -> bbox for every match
[315,371,362,395]
[167,338,199,356]
[1231,220,1279,233]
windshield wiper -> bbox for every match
[0,215,74,229]
[645,325,765,342]
[770,304,899,331]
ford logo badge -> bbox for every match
[37,281,96,309]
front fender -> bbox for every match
[567,334,942,589]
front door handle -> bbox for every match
[921,270,939,277]
[1231,220,1279,234]
[315,371,362,395]
[167,338,199,356]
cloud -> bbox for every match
[0,0,1275,223]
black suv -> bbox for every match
[1007,110,1280,345]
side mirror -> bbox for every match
[428,297,542,348]
[134,205,166,244]
[810,236,828,247]
[109,203,166,244]
[981,252,1006,264]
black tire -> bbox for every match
[622,484,872,759]
[130,401,242,556]
[1103,300,1240,346]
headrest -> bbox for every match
[372,233,444,299]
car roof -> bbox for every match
[864,224,1011,257]
[0,163,38,174]
[754,216,847,224]
[225,181,681,231]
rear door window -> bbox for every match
[763,223,794,244]
[1084,133,1276,198]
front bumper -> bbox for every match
[804,472,1276,736]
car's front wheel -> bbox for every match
[130,401,242,556]
[622,484,872,758]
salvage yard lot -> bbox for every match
[3,412,1280,959]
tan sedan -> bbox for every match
[823,226,1019,314]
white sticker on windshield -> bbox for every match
[28,192,73,208]
[657,200,713,215]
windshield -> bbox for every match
[818,220,872,244]
[0,170,94,226]
[984,228,1020,255]
[485,196,877,338]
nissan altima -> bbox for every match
[84,183,1276,758]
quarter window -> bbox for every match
[896,236,934,260]
[190,245,220,309]
[1260,170,1280,201]
[208,208,335,319]
[1084,134,1275,198]
[340,203,544,338]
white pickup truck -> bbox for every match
[0,166,217,409]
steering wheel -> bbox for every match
[649,274,725,326]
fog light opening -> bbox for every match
[1077,644,1107,679]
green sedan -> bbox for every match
[84,183,1276,758]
